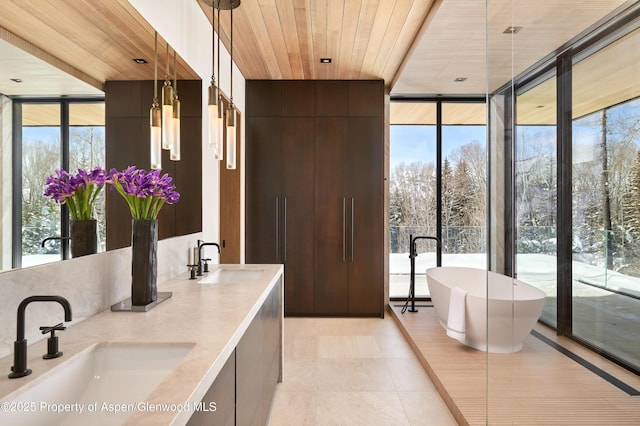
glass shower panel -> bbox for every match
[486,1,516,424]
[572,27,640,369]
[389,102,437,298]
[515,75,558,327]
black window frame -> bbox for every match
[11,97,105,269]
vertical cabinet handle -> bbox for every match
[342,197,346,262]
[283,197,287,263]
[351,197,355,262]
[275,197,279,262]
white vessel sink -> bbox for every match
[1,342,194,425]
[198,268,264,284]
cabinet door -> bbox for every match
[187,351,235,426]
[282,118,315,315]
[314,117,349,314]
[262,279,282,421]
[236,305,264,426]
[347,116,384,315]
[246,117,282,264]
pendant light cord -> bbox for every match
[173,49,177,92]
[211,3,215,84]
[153,32,158,101]
[165,43,170,80]
[217,4,220,94]
[229,3,233,106]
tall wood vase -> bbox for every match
[131,219,158,306]
[70,219,97,257]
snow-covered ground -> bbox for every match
[390,252,640,299]
[518,253,640,298]
[391,252,640,368]
[390,252,486,298]
[21,251,640,300]
[20,254,60,268]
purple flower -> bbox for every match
[106,166,180,220]
[44,169,75,202]
[44,166,106,220]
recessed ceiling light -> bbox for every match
[133,58,148,64]
[454,77,467,82]
[10,78,22,83]
[320,58,332,64]
[503,26,522,34]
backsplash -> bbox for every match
[0,233,200,359]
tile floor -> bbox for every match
[268,315,457,426]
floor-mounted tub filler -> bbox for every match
[426,267,546,353]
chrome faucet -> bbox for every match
[9,295,72,379]
[197,240,221,276]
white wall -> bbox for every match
[128,0,246,254]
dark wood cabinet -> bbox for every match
[187,351,235,426]
[188,278,282,426]
[314,116,383,316]
[346,116,384,315]
[281,117,316,314]
[236,278,282,425]
[247,83,316,315]
[247,80,383,317]
[246,116,282,264]
[246,115,315,314]
[314,117,349,314]
[236,304,264,426]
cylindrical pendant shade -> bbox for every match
[208,84,220,152]
[171,97,181,161]
[208,106,220,156]
[226,125,236,169]
[150,105,162,169]
[215,101,225,160]
[226,107,236,170]
[162,82,174,150]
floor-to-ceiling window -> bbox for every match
[389,100,486,299]
[571,26,640,369]
[510,16,640,371]
[14,99,105,268]
[19,103,62,267]
[68,103,106,251]
[515,74,558,327]
[389,102,437,299]
[441,102,487,267]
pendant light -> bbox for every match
[226,1,237,170]
[150,31,162,170]
[162,43,175,150]
[215,4,224,160]
[208,2,222,159]
[171,49,181,161]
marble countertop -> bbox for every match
[0,264,284,425]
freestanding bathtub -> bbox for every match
[426,267,546,353]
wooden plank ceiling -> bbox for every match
[196,0,437,87]
[0,0,634,108]
[0,0,199,95]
